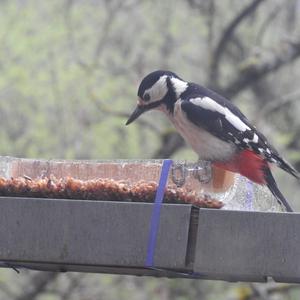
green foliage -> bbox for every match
[0,1,300,299]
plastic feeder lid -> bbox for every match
[0,156,284,211]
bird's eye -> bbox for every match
[143,93,150,102]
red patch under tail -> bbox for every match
[214,150,293,212]
[214,150,267,184]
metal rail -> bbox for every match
[0,197,298,283]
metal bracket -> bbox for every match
[191,161,211,184]
[171,163,187,187]
[171,161,212,187]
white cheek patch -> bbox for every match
[144,75,168,102]
[190,97,251,132]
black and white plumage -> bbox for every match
[126,70,299,211]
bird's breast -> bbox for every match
[166,101,236,161]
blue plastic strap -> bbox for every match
[145,159,173,267]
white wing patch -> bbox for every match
[252,133,258,143]
[169,100,236,161]
[243,134,258,144]
[190,97,251,132]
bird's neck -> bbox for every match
[162,77,188,114]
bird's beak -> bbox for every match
[126,103,147,125]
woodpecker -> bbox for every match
[126,70,299,212]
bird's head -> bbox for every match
[126,70,188,125]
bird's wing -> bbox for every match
[181,97,265,152]
[180,96,299,178]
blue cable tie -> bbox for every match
[145,159,173,268]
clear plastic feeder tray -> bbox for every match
[0,156,284,211]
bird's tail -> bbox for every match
[264,166,293,212]
[274,154,300,180]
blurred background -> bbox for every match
[0,0,300,299]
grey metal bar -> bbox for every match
[0,262,193,278]
[1,197,300,282]
[194,209,300,283]
[0,197,192,270]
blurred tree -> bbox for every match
[0,0,300,299]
